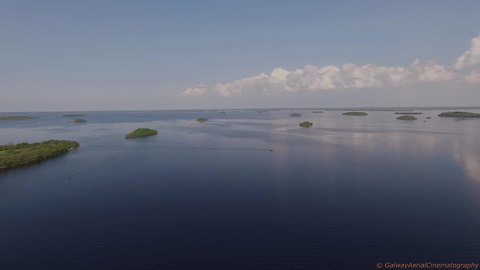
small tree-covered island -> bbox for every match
[396,115,418,120]
[342,112,368,116]
[299,121,313,128]
[196,118,208,123]
[290,113,302,117]
[125,128,158,139]
[73,118,88,124]
[394,112,422,115]
[63,114,87,118]
[438,111,480,118]
[0,115,35,121]
[0,140,79,171]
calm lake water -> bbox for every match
[1,109,480,269]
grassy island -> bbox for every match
[342,112,368,116]
[125,128,158,139]
[73,118,87,124]
[394,112,422,115]
[312,110,324,113]
[0,116,35,121]
[62,113,86,118]
[396,115,417,120]
[0,140,79,171]
[438,111,480,118]
[290,113,301,117]
[196,118,208,123]
[299,121,313,128]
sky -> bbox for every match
[1,0,480,112]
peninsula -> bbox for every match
[0,140,79,171]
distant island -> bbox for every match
[312,110,324,113]
[125,128,158,139]
[0,115,35,121]
[0,140,79,171]
[438,111,480,118]
[196,118,208,123]
[73,118,87,124]
[342,112,368,116]
[396,115,417,120]
[299,121,313,128]
[394,112,422,115]
[63,114,86,118]
[290,113,301,117]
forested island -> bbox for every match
[396,115,417,120]
[125,128,158,139]
[73,119,87,124]
[342,112,368,116]
[0,116,35,121]
[438,112,480,118]
[0,140,79,171]
[63,114,86,118]
[299,121,313,128]
[394,112,422,115]
[196,118,208,123]
[290,113,301,117]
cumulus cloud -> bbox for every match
[178,85,208,97]
[183,34,480,97]
[454,35,480,70]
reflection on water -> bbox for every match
[1,110,480,269]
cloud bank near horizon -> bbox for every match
[180,34,480,97]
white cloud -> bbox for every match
[183,34,480,97]
[178,85,207,97]
[454,35,480,70]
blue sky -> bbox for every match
[1,0,480,111]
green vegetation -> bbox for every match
[0,140,79,171]
[0,116,35,121]
[196,118,208,123]
[299,121,313,128]
[342,112,368,116]
[63,114,86,118]
[438,111,480,118]
[73,118,87,124]
[396,115,417,120]
[125,128,158,139]
[394,112,422,115]
[290,113,301,117]
[312,110,324,113]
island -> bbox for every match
[196,118,208,123]
[0,140,79,171]
[394,112,422,115]
[62,114,86,118]
[438,111,480,118]
[312,110,324,113]
[125,128,158,139]
[290,113,302,117]
[299,121,313,128]
[396,115,417,120]
[73,118,87,124]
[0,115,35,121]
[342,112,368,116]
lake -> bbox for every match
[1,109,480,269]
